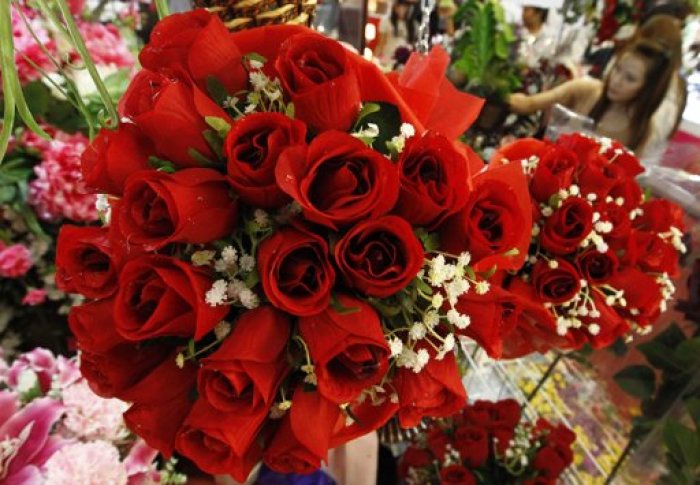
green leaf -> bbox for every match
[148,156,176,174]
[0,185,17,203]
[674,338,700,368]
[202,129,224,159]
[243,52,268,66]
[206,76,229,106]
[653,323,687,350]
[354,102,381,128]
[479,265,498,279]
[187,148,216,167]
[368,298,402,317]
[354,101,401,155]
[330,295,361,315]
[663,419,700,468]
[684,397,700,431]
[244,269,260,288]
[285,102,295,119]
[204,116,231,138]
[637,340,684,373]
[614,365,656,399]
[415,277,433,296]
[22,81,51,117]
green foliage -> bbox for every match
[354,101,401,154]
[614,365,656,399]
[451,0,520,100]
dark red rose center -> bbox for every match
[473,202,504,244]
[348,232,404,279]
[80,247,111,273]
[128,277,165,320]
[131,186,174,236]
[309,159,370,211]
[234,130,271,168]
[295,51,343,85]
[329,345,380,380]
[278,247,324,296]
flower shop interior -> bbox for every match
[1,0,700,483]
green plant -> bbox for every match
[451,0,520,100]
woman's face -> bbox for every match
[607,53,649,103]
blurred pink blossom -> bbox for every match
[22,288,47,306]
[78,22,134,69]
[62,380,129,442]
[11,5,58,84]
[28,131,98,222]
[43,441,128,485]
[0,244,33,278]
[6,348,56,394]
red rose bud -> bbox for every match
[197,307,291,454]
[117,168,238,251]
[530,144,579,202]
[532,258,582,304]
[634,199,686,233]
[395,132,470,228]
[225,112,306,208]
[114,255,228,341]
[576,249,619,284]
[276,131,399,229]
[55,225,118,299]
[533,445,573,479]
[139,10,246,94]
[275,33,361,132]
[394,350,466,428]
[124,360,197,458]
[426,427,451,458]
[398,446,433,478]
[119,71,229,166]
[607,268,663,326]
[464,399,521,431]
[299,295,390,404]
[540,198,593,255]
[81,124,153,195]
[453,425,489,467]
[440,161,531,271]
[576,154,626,200]
[68,299,123,353]
[440,465,476,485]
[491,137,548,165]
[176,400,263,480]
[335,215,424,298]
[264,388,342,475]
[623,230,679,277]
[257,227,336,317]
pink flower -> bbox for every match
[61,380,129,442]
[43,441,128,485]
[0,244,33,278]
[0,394,66,483]
[11,5,58,84]
[124,439,160,485]
[78,22,134,69]
[6,348,57,394]
[22,288,47,306]
[28,131,98,222]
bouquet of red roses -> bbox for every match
[456,133,686,358]
[54,9,534,481]
[399,399,576,485]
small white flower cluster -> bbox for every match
[223,57,289,117]
[658,226,687,253]
[199,246,259,309]
[519,155,540,175]
[499,425,535,470]
[386,122,416,154]
[269,399,292,419]
[441,444,462,467]
[351,122,380,146]
[656,272,676,312]
[95,194,111,225]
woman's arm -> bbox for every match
[508,78,595,115]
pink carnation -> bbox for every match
[0,244,33,278]
[28,131,98,222]
[22,288,47,306]
[78,22,134,69]
[11,5,58,84]
[61,380,129,442]
[43,441,128,485]
[6,347,57,394]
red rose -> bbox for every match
[454,425,489,467]
[533,445,572,478]
[275,33,361,132]
[114,255,228,341]
[426,427,451,457]
[440,465,476,485]
[81,124,153,195]
[123,361,197,458]
[257,226,336,316]
[299,295,390,404]
[569,290,628,349]
[197,307,290,454]
[537,420,576,447]
[116,168,238,251]
[276,131,399,229]
[335,215,424,298]
[330,393,399,447]
[491,137,547,165]
[139,10,246,93]
[453,285,520,358]
[225,112,306,208]
[68,299,122,353]
[634,199,685,233]
[530,145,579,202]
[440,161,531,271]
[394,350,466,428]
[540,198,593,255]
[576,249,618,284]
[465,399,521,431]
[607,268,663,326]
[532,259,582,304]
[576,154,626,200]
[608,176,643,211]
[119,71,229,166]
[55,225,118,299]
[399,446,433,478]
[597,202,631,247]
[176,400,263,480]
[623,230,679,276]
[264,388,342,475]
[394,132,470,228]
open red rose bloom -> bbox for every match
[54,9,684,481]
[399,399,576,485]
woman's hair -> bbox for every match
[589,39,676,150]
[636,14,683,70]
